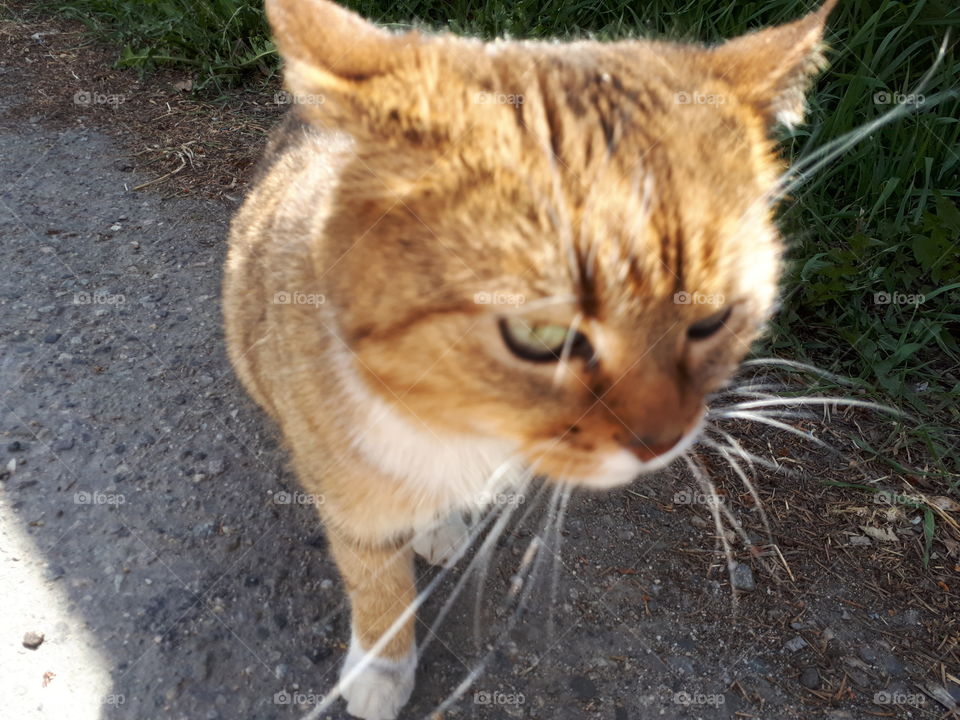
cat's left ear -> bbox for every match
[712,0,839,129]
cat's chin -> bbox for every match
[565,448,648,490]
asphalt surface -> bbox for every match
[0,86,949,720]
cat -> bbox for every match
[223,0,838,717]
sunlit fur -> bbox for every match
[223,1,839,718]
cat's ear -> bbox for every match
[711,0,839,129]
[265,0,447,138]
[266,0,420,84]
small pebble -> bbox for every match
[22,631,44,649]
[784,636,808,653]
[800,667,821,689]
[730,562,756,592]
[43,333,61,344]
[7,441,24,452]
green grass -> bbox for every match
[45,0,960,485]
[50,0,276,84]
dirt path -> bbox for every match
[1,11,957,720]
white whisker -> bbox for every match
[713,442,774,546]
[684,455,740,612]
[554,313,584,387]
[701,431,800,479]
[722,397,901,416]
[428,529,548,717]
[420,491,520,659]
[472,477,551,648]
[741,357,854,384]
[547,485,573,646]
[710,407,818,421]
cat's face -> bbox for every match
[269,0,835,487]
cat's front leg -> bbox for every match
[327,527,417,720]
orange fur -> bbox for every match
[223,1,838,717]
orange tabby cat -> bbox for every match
[223,0,838,717]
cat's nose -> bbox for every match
[624,433,683,462]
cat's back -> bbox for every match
[223,110,353,413]
[232,109,354,252]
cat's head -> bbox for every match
[267,0,837,488]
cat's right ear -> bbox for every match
[266,0,443,138]
[266,0,419,84]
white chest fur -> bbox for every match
[331,340,523,514]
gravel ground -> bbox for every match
[1,24,958,720]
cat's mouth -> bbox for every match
[533,411,706,490]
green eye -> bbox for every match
[499,317,593,363]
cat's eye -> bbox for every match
[687,307,732,340]
[499,317,592,363]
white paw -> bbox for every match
[340,633,416,720]
[412,513,470,568]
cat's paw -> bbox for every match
[412,513,470,568]
[340,635,416,720]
